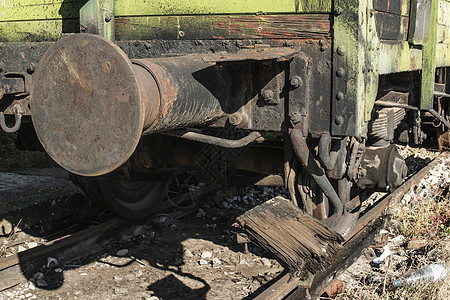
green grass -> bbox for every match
[0,131,55,171]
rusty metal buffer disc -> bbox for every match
[31,34,144,176]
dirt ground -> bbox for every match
[0,146,449,300]
[0,187,288,300]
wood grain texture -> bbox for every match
[236,196,343,276]
[115,14,331,41]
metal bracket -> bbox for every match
[80,0,115,41]
[0,73,31,99]
[0,104,22,133]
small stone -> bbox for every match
[199,259,208,265]
[113,275,123,281]
[47,257,59,268]
[135,269,143,278]
[184,249,194,258]
[212,258,222,267]
[114,288,128,295]
[80,273,88,276]
[261,258,271,267]
[25,293,33,298]
[116,249,129,256]
[196,209,206,218]
[240,259,248,265]
[407,239,428,250]
[18,245,27,252]
[36,279,47,287]
[28,281,36,290]
[26,242,38,248]
[201,251,212,259]
[54,268,63,273]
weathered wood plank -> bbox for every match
[115,14,331,41]
[236,196,343,276]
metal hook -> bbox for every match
[0,105,22,133]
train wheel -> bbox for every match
[98,180,168,220]
[70,174,168,220]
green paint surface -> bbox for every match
[332,0,380,136]
[0,0,331,42]
[0,20,78,42]
[421,0,439,110]
[115,0,332,16]
[436,43,450,67]
[378,41,423,74]
[0,0,79,21]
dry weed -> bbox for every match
[334,183,450,300]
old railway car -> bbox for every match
[0,0,449,236]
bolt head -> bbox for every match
[335,116,344,126]
[337,47,345,56]
[261,90,274,101]
[27,62,37,73]
[290,76,303,88]
[336,92,344,101]
[290,112,301,124]
[336,68,345,77]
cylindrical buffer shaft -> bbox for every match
[31,34,227,177]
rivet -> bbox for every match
[290,112,301,124]
[290,76,303,88]
[337,46,345,56]
[27,62,37,74]
[335,116,344,126]
[262,90,274,102]
[336,68,345,77]
[105,16,111,22]
[335,8,343,15]
[336,92,344,101]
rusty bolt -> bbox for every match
[336,92,344,101]
[290,76,303,89]
[261,90,274,102]
[290,112,301,124]
[335,115,344,126]
[27,62,37,74]
[336,68,345,77]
